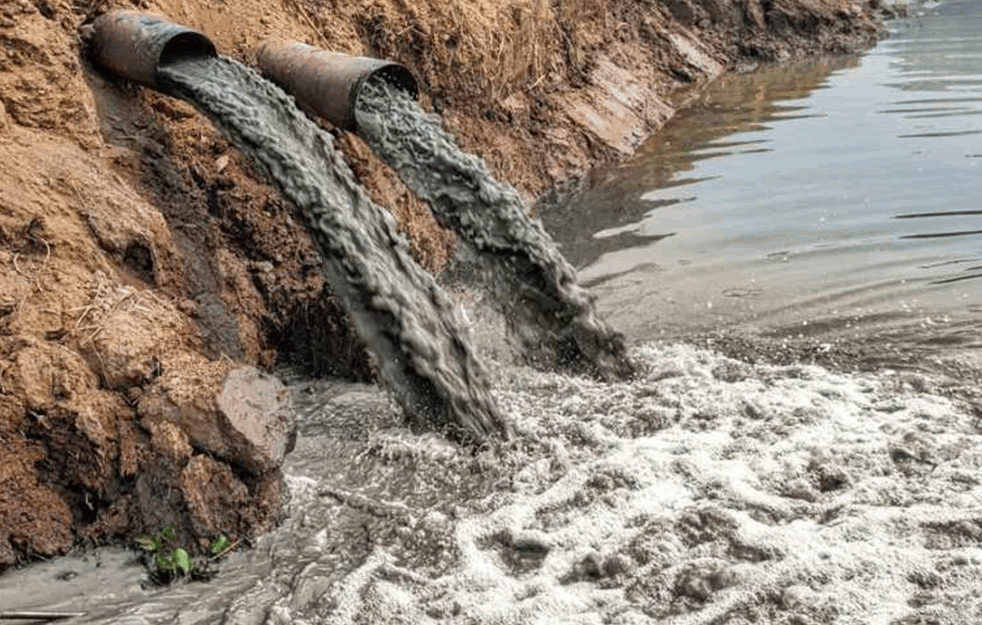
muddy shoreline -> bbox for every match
[1,0,884,568]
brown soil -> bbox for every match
[0,0,881,568]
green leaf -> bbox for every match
[209,535,231,556]
[136,536,157,552]
[172,548,192,575]
[159,526,176,543]
[155,551,175,571]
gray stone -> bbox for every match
[217,366,296,475]
[139,361,295,476]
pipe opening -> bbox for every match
[256,41,419,131]
[371,65,418,100]
[158,32,217,68]
[86,10,217,91]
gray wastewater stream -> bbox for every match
[3,6,982,625]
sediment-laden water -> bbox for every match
[158,57,506,442]
[539,10,982,368]
[354,78,633,380]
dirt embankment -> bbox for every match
[0,0,881,567]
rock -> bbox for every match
[216,366,296,475]
[139,359,295,476]
[138,353,230,461]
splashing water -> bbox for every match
[28,344,982,623]
[3,345,980,623]
[354,78,634,381]
[306,344,982,625]
[159,57,508,442]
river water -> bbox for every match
[3,9,982,625]
[540,8,982,368]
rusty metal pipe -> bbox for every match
[87,10,216,91]
[257,40,418,131]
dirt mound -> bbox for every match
[0,0,881,567]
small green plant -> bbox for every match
[136,526,233,585]
[208,533,232,558]
[137,525,193,576]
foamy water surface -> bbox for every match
[315,343,982,625]
[1,344,980,623]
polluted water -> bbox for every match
[4,344,981,623]
[354,78,634,380]
[156,56,507,442]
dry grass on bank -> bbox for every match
[289,0,633,109]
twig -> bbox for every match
[0,612,85,621]
[209,539,239,561]
[72,282,107,333]
[11,253,25,278]
[78,290,136,347]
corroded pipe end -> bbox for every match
[88,10,216,90]
[257,40,418,131]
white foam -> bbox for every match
[321,342,982,624]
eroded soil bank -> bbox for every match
[0,0,881,567]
